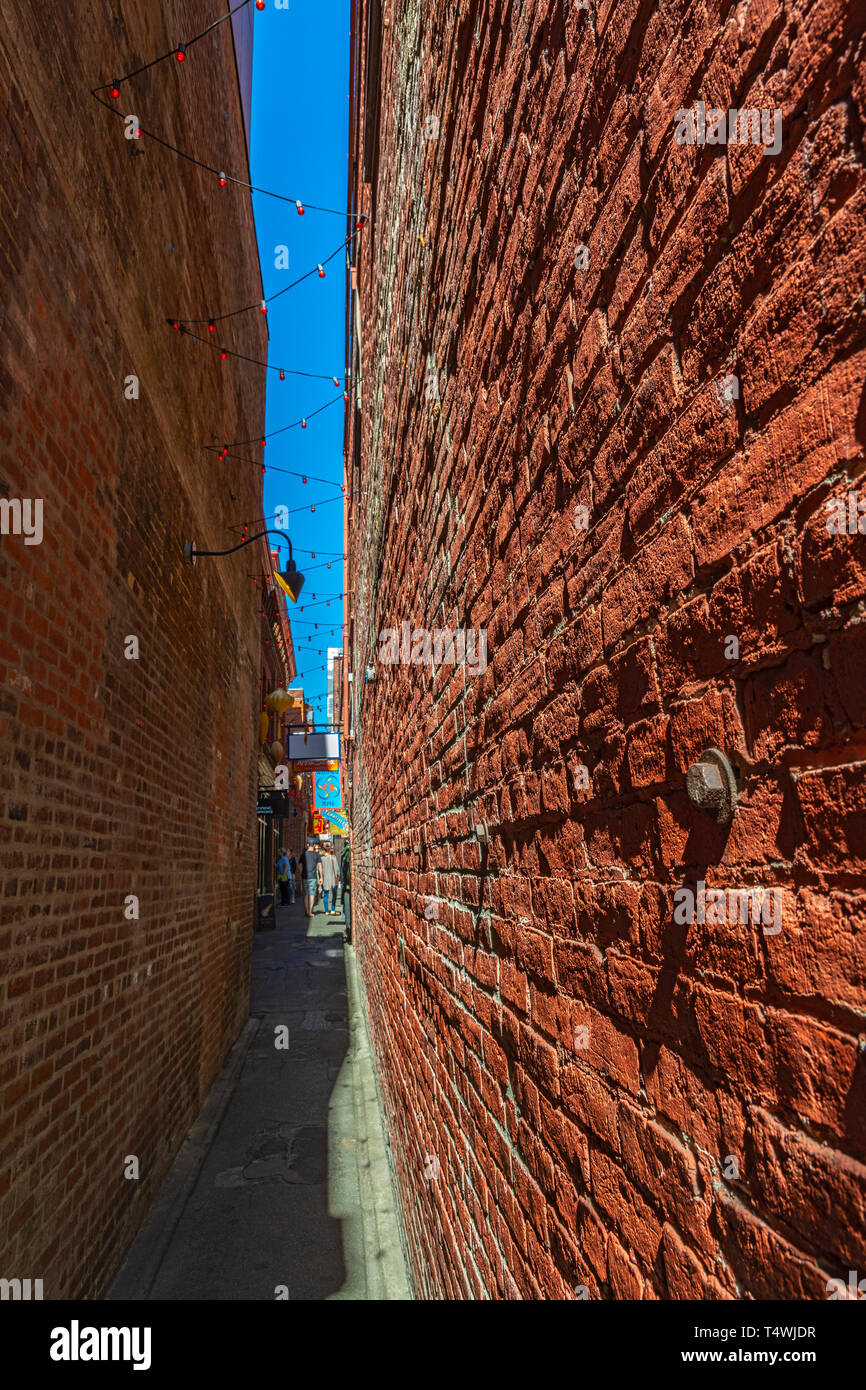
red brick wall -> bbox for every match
[0,3,266,1294]
[346,0,866,1298]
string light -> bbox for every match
[169,234,355,329]
[168,321,348,385]
[233,527,345,556]
[91,0,364,221]
[121,0,356,611]
[205,393,343,453]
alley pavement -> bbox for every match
[109,897,411,1301]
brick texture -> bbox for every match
[345,0,866,1298]
[0,3,267,1294]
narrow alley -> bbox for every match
[1,0,866,1363]
[109,896,410,1302]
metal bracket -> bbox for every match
[685,747,738,825]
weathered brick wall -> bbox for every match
[0,3,266,1295]
[347,0,866,1298]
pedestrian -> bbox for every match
[287,851,297,904]
[276,846,292,906]
[321,841,340,914]
[340,837,352,942]
[302,837,323,917]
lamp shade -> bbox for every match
[275,560,305,602]
[265,687,294,717]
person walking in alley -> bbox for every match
[302,837,323,917]
[276,847,292,906]
[321,841,340,914]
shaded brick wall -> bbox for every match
[0,3,266,1295]
[346,0,866,1298]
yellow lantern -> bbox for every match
[270,740,285,762]
[266,686,293,717]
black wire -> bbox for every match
[91,93,362,216]
[237,525,345,557]
[249,561,340,576]
[172,324,348,382]
[206,392,344,449]
[219,451,345,489]
[295,595,344,611]
[93,0,252,91]
[172,237,355,325]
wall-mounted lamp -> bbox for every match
[365,665,376,683]
[184,528,306,602]
[474,821,490,844]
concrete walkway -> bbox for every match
[109,898,412,1301]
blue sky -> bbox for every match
[250,0,349,723]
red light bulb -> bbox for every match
[332,376,339,386]
[176,46,186,61]
[260,300,267,314]
[218,171,227,187]
[311,506,315,513]
[172,321,179,330]
[296,201,305,215]
[256,0,266,8]
[301,419,307,429]
[302,476,307,484]
[208,320,215,333]
[221,350,227,360]
[317,264,325,278]
[279,370,285,381]
[343,392,349,402]
[261,438,266,448]
[110,84,120,99]
[312,552,316,558]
